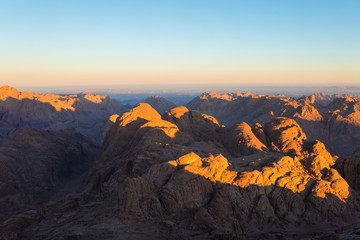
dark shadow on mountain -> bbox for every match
[0,127,98,223]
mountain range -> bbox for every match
[1,86,360,239]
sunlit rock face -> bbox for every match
[223,122,268,156]
[4,103,360,240]
[188,92,360,157]
[264,117,307,156]
[0,85,127,145]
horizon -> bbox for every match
[1,0,359,87]
[4,83,360,97]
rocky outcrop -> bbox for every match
[163,106,221,141]
[143,95,177,114]
[4,105,360,239]
[264,117,306,155]
[224,122,268,156]
[0,85,126,145]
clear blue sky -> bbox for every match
[1,0,359,87]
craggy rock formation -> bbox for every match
[0,127,97,223]
[224,122,268,156]
[188,91,360,157]
[143,95,177,114]
[264,117,306,155]
[3,104,360,239]
[0,85,126,145]
[163,106,221,141]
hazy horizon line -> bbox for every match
[5,83,360,96]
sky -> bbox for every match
[0,0,359,88]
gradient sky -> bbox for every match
[1,0,359,87]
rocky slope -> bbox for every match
[143,95,177,114]
[0,85,127,145]
[0,127,97,223]
[3,103,360,239]
[188,91,360,157]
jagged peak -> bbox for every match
[116,103,161,127]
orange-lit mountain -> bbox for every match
[3,103,360,239]
[0,85,127,145]
[188,91,360,157]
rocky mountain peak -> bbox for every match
[143,96,176,114]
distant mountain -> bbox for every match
[0,85,127,145]
[314,92,360,105]
[143,95,177,114]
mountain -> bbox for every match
[314,92,360,105]
[188,91,360,157]
[3,103,360,239]
[0,85,127,145]
[142,95,177,114]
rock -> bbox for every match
[264,117,306,156]
[335,153,360,191]
[163,106,220,141]
[224,122,268,156]
[143,96,177,114]
[158,220,178,234]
